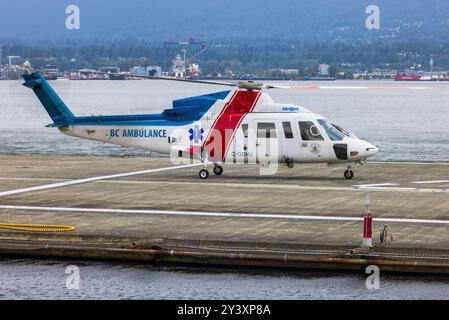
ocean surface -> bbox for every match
[1,79,449,161]
[1,258,449,300]
[1,79,449,300]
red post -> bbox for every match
[362,213,373,247]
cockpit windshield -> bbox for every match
[332,123,358,139]
[317,119,347,141]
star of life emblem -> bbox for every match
[309,143,321,154]
[189,125,204,144]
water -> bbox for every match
[1,79,449,161]
[1,258,449,300]
[1,79,449,299]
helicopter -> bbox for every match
[22,71,379,179]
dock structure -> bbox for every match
[1,154,449,273]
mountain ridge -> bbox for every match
[1,0,448,42]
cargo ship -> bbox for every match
[394,75,422,81]
[41,64,59,80]
[395,71,449,81]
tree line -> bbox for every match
[1,38,447,77]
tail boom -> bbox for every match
[22,72,74,126]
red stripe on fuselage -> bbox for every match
[203,90,261,161]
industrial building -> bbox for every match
[130,66,162,77]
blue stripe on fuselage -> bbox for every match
[49,90,231,127]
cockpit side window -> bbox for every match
[298,121,324,141]
[317,119,346,141]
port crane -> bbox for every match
[164,34,206,77]
[7,55,20,66]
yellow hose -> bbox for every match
[0,222,75,232]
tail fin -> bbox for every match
[22,72,74,126]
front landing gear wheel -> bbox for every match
[344,169,354,180]
[213,165,224,176]
[199,169,209,179]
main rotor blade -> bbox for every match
[263,84,432,90]
[79,70,237,87]
[75,72,432,91]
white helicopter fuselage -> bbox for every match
[22,72,378,179]
[60,90,378,166]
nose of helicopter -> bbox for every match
[348,140,379,160]
[363,143,379,158]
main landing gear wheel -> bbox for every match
[199,169,209,179]
[344,169,354,180]
[213,165,224,176]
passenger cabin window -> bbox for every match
[241,124,249,138]
[282,122,294,139]
[298,121,324,141]
[257,123,277,138]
